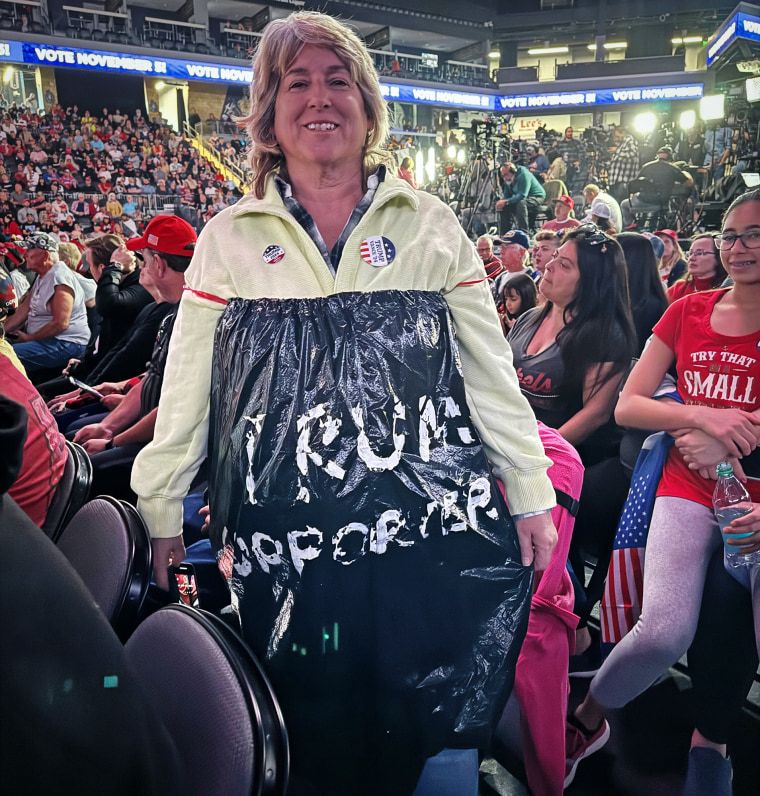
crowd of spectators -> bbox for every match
[1,64,758,794]
[0,102,242,242]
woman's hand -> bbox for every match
[723,503,760,554]
[48,389,81,414]
[695,407,759,458]
[152,535,187,591]
[514,513,558,573]
[92,381,124,396]
[673,428,731,469]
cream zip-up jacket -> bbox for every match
[131,173,555,539]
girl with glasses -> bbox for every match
[667,232,727,304]
[565,188,760,795]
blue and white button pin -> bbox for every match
[360,236,396,267]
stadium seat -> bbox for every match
[91,28,106,42]
[56,496,152,641]
[40,439,92,543]
[125,604,290,795]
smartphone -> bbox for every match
[67,375,104,399]
[168,563,200,608]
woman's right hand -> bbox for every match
[92,381,123,396]
[48,389,80,413]
[695,407,759,458]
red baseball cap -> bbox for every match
[552,194,574,210]
[126,215,197,256]
[654,229,678,243]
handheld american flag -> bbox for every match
[600,432,674,644]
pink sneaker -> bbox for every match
[564,716,610,789]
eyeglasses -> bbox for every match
[688,248,717,258]
[715,231,760,251]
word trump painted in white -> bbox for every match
[243,395,477,504]
[230,395,500,577]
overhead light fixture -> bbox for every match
[447,144,456,158]
[488,46,501,59]
[527,46,569,55]
[2,66,12,83]
[587,42,628,50]
[680,109,696,129]
[155,80,165,90]
[634,112,656,134]
[672,36,704,45]
[700,94,725,121]
[456,148,466,164]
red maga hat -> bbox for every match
[125,215,197,256]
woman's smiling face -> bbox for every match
[274,45,370,174]
[720,201,760,286]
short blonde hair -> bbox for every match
[243,11,391,198]
[58,242,82,271]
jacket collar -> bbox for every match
[230,169,420,219]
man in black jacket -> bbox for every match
[621,146,694,228]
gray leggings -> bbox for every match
[591,496,757,708]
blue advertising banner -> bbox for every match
[706,12,760,66]
[19,41,253,84]
[0,39,704,112]
[496,83,704,111]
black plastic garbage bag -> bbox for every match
[208,290,532,794]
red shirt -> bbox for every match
[540,218,581,233]
[1,355,66,526]
[666,275,715,304]
[654,289,760,506]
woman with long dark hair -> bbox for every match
[617,232,669,353]
[508,223,636,461]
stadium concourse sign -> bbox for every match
[706,4,760,67]
[0,39,704,110]
[0,40,254,84]
[379,81,704,111]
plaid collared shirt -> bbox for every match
[608,134,640,188]
[275,165,386,277]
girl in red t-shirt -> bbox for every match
[565,189,760,791]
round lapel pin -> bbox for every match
[360,236,396,267]
[262,244,286,264]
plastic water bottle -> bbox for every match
[713,461,760,568]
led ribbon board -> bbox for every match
[496,83,704,111]
[12,41,253,84]
[706,12,760,67]
[0,40,703,110]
